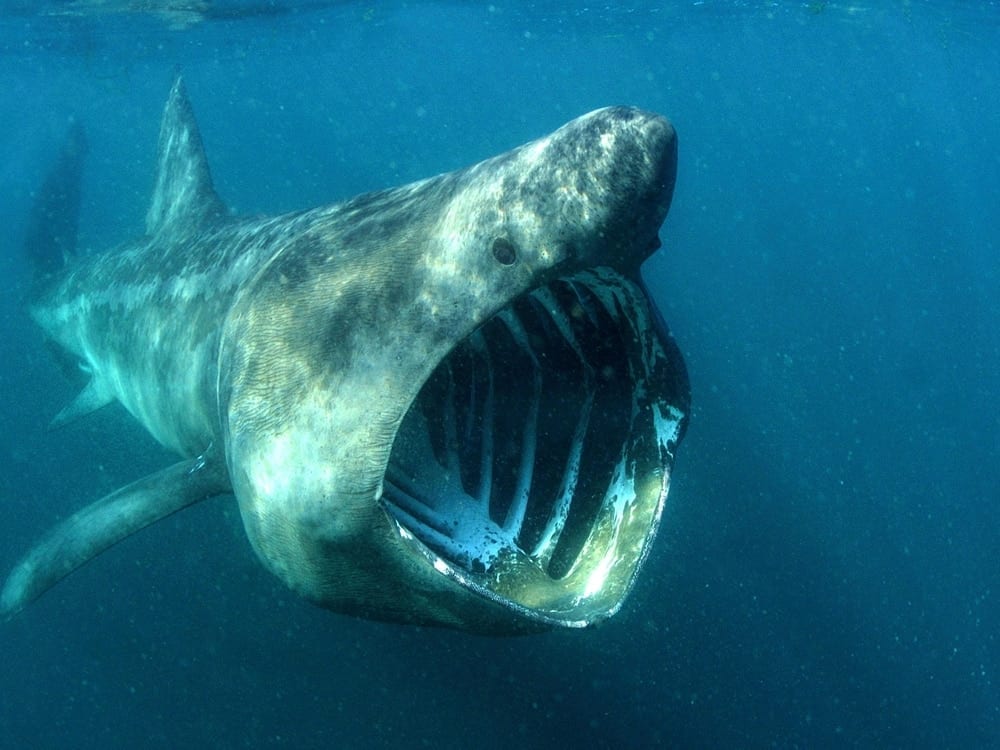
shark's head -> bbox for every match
[219,107,689,632]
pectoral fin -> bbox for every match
[50,376,114,428]
[1,457,230,618]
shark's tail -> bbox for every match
[23,119,88,289]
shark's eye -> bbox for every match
[492,237,517,266]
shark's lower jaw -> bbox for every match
[382,268,688,628]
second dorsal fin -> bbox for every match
[145,76,227,237]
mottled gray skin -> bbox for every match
[3,78,680,632]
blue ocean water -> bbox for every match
[1,1,997,747]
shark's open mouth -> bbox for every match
[382,267,688,626]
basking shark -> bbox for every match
[3,78,689,633]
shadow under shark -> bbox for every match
[3,78,689,633]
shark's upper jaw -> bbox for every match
[382,265,689,628]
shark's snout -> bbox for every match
[534,106,678,271]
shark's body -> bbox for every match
[4,78,689,633]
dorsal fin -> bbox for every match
[145,76,227,237]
